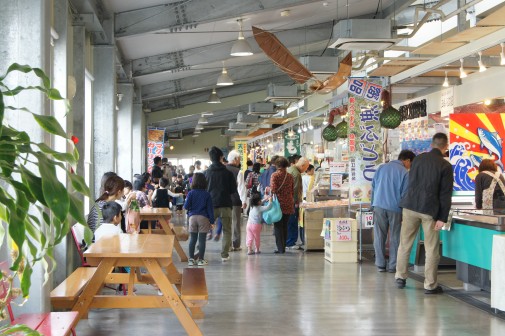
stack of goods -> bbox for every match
[324,218,357,263]
[302,209,325,251]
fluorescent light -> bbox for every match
[195,124,204,130]
[459,58,467,79]
[478,52,486,72]
[217,62,233,86]
[198,116,208,124]
[442,71,449,87]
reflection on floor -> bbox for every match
[75,223,505,336]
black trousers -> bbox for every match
[273,214,290,253]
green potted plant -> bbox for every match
[0,63,91,333]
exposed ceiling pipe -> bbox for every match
[397,0,452,39]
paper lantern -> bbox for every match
[380,106,402,129]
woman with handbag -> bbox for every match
[269,157,294,254]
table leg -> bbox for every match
[143,259,202,336]
[72,258,117,321]
[128,270,135,296]
[158,216,188,262]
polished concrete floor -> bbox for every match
[75,223,505,336]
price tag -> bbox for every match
[336,219,352,241]
[360,211,374,229]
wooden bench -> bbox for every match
[0,262,79,336]
[50,267,98,309]
[180,268,208,319]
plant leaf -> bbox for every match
[47,88,63,100]
[21,263,33,298]
[37,154,69,222]
[83,225,93,246]
[69,193,86,224]
[69,173,91,197]
[32,67,50,88]
[20,166,47,206]
[32,114,67,138]
[36,143,76,164]
[0,90,4,134]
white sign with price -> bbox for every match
[360,211,374,229]
[336,219,353,241]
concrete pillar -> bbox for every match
[0,0,51,314]
[92,46,116,197]
[52,0,75,289]
[132,103,146,175]
[117,83,134,181]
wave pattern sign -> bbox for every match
[449,113,505,191]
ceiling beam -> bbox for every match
[391,26,505,84]
[131,22,333,77]
[114,0,320,38]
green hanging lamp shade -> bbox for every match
[379,106,402,129]
[335,120,348,138]
[322,124,338,141]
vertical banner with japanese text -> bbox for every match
[284,130,301,158]
[235,141,248,171]
[347,78,383,205]
[147,127,166,173]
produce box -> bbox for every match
[324,250,357,263]
[324,239,357,252]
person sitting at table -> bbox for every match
[87,174,125,233]
[133,178,152,230]
[152,177,183,209]
[184,173,214,267]
[94,201,123,242]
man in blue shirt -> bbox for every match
[372,150,415,273]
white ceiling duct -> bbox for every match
[236,112,260,125]
[248,102,276,115]
[299,56,340,78]
[228,122,248,131]
[265,84,299,102]
[329,19,398,51]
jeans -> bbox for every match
[214,207,232,258]
[373,207,402,271]
[395,208,441,290]
[188,232,208,260]
[286,205,299,246]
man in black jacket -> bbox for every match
[395,133,453,294]
[204,146,237,261]
[151,156,163,185]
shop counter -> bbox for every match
[442,211,505,292]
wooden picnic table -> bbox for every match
[139,207,188,262]
[76,234,202,336]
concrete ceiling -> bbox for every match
[72,0,505,136]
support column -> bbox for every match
[52,0,74,288]
[0,0,51,314]
[132,102,145,175]
[92,45,116,197]
[117,83,134,181]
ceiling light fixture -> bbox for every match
[230,19,253,57]
[302,123,308,132]
[208,88,221,103]
[194,129,201,134]
[217,61,233,86]
[500,43,505,66]
[478,51,486,72]
[198,115,209,124]
[308,120,314,130]
[459,58,467,79]
[442,71,449,87]
[297,127,302,134]
[195,124,204,130]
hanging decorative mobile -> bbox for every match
[379,89,402,129]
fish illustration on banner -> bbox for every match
[449,113,505,192]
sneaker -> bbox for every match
[206,233,212,240]
[377,267,386,272]
[247,251,255,255]
[188,258,195,266]
[197,259,208,266]
[424,285,443,294]
[395,278,406,289]
[221,256,230,262]
[229,247,235,252]
[388,269,396,273]
[255,251,261,254]
[214,234,221,242]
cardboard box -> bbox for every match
[324,218,358,231]
[305,237,324,250]
[304,210,324,221]
[304,219,325,230]
[324,250,357,263]
[324,239,358,252]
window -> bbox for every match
[84,70,94,213]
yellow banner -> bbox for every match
[235,141,248,171]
